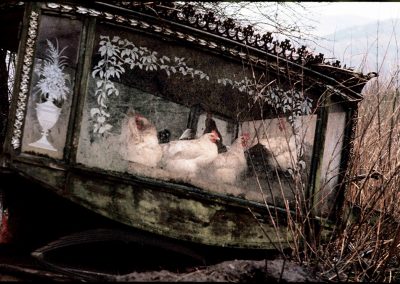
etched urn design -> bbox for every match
[28,39,70,152]
[29,100,61,151]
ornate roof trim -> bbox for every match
[2,1,377,100]
[107,2,376,77]
[97,1,377,99]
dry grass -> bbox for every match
[277,69,400,282]
[253,17,400,281]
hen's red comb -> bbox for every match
[242,132,250,139]
[211,129,220,137]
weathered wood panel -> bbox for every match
[65,170,292,249]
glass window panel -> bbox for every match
[240,115,316,207]
[21,15,82,159]
[76,23,317,210]
[317,103,346,216]
[77,79,191,172]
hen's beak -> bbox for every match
[211,135,220,143]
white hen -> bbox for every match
[119,112,162,168]
[259,136,297,172]
[161,130,220,178]
[207,133,250,185]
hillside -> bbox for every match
[311,18,400,78]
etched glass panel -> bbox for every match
[76,23,317,210]
[21,15,82,159]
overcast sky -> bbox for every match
[215,2,399,72]
[307,2,400,19]
[304,2,400,35]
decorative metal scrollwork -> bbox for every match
[45,2,345,70]
[44,1,371,82]
[11,10,39,149]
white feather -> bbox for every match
[206,135,248,184]
[259,136,297,171]
[161,132,219,178]
[119,114,162,168]
[179,128,195,140]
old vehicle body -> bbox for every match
[0,1,375,254]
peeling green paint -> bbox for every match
[66,173,292,248]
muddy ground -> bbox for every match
[0,244,322,282]
[114,259,322,282]
[0,259,321,282]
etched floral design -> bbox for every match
[91,35,314,136]
[217,77,313,122]
[34,39,70,107]
[91,35,210,135]
[27,39,71,152]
